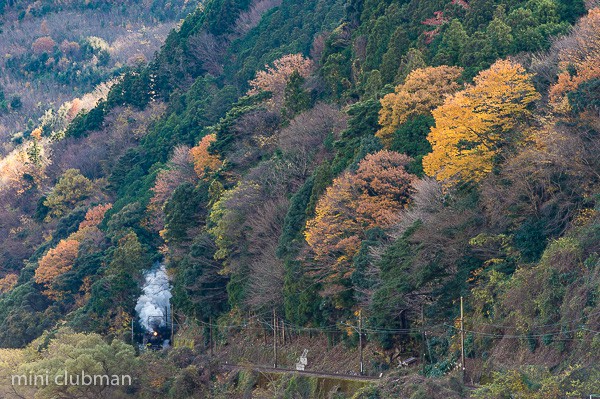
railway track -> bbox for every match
[220,363,381,382]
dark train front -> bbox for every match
[142,321,170,350]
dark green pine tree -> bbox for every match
[484,17,514,60]
[283,71,311,119]
[395,48,426,83]
[171,234,229,322]
[363,69,383,98]
[85,231,149,328]
[163,182,208,245]
[380,27,410,83]
[433,19,469,66]
[389,114,434,176]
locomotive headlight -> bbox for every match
[153,331,158,336]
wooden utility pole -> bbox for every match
[131,318,134,344]
[209,316,214,357]
[170,304,174,346]
[358,309,364,375]
[263,326,267,345]
[273,308,278,368]
[421,303,426,375]
[460,296,465,382]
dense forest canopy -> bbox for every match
[1,0,600,397]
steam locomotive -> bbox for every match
[142,322,170,350]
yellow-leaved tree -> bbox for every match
[422,59,540,183]
[43,169,96,220]
[376,66,463,146]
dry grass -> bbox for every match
[205,327,402,377]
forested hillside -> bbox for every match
[1,0,600,397]
[0,0,197,147]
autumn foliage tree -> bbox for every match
[0,146,34,193]
[549,8,600,113]
[305,173,359,282]
[148,146,197,231]
[354,150,416,226]
[248,54,314,108]
[0,274,18,294]
[305,150,415,287]
[189,134,221,179]
[31,36,57,55]
[376,66,463,146]
[35,239,80,299]
[78,203,113,230]
[31,203,111,304]
[69,204,112,251]
[44,169,96,220]
[423,60,540,183]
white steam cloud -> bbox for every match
[135,263,172,331]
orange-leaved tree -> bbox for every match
[189,134,221,179]
[549,8,600,113]
[423,60,539,183]
[69,203,112,247]
[305,172,360,279]
[376,66,463,146]
[354,150,415,226]
[305,150,415,286]
[79,203,113,230]
[35,239,80,299]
